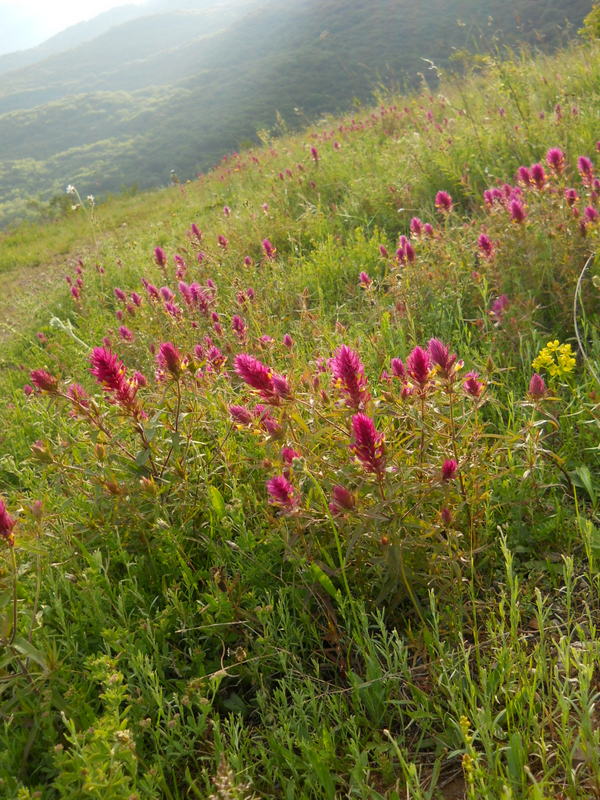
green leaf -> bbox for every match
[208,485,225,520]
[571,465,597,506]
[307,563,341,602]
[135,448,150,467]
[12,636,48,670]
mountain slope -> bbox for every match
[0,0,592,228]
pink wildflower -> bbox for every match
[329,485,355,515]
[564,188,578,207]
[329,345,370,409]
[359,271,372,288]
[30,369,58,393]
[490,294,510,322]
[441,459,458,481]
[266,475,298,510]
[406,346,431,387]
[530,163,546,190]
[90,347,141,414]
[281,447,301,464]
[508,199,526,223]
[528,373,547,399]
[143,281,160,300]
[114,287,126,302]
[283,333,294,349]
[435,191,453,213]
[232,315,247,341]
[478,233,495,259]
[229,404,254,425]
[310,146,319,163]
[463,371,484,398]
[217,234,228,249]
[517,166,532,186]
[156,342,183,377]
[0,499,16,546]
[262,238,276,259]
[396,236,415,265]
[254,405,281,436]
[546,147,565,174]
[119,326,134,342]
[390,358,405,379]
[154,246,167,268]
[164,302,182,318]
[578,156,594,184]
[234,354,289,403]
[350,413,385,475]
[428,338,458,378]
[190,223,202,242]
[410,217,424,236]
[90,347,125,391]
[66,383,90,408]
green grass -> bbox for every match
[0,40,599,800]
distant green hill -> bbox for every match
[0,0,592,228]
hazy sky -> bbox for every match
[0,0,145,54]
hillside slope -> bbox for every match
[0,0,592,229]
[0,38,599,798]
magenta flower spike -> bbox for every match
[234,354,289,404]
[435,190,453,213]
[267,475,298,511]
[329,345,370,409]
[154,246,167,268]
[156,342,183,378]
[406,346,431,387]
[441,459,458,481]
[0,499,16,546]
[30,369,58,393]
[528,373,547,399]
[350,413,385,475]
[546,147,565,174]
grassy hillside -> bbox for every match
[0,0,592,228]
[0,39,599,799]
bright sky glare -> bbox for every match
[0,0,146,54]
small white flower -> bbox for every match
[66,184,76,195]
[86,195,95,204]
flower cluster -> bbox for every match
[531,341,576,379]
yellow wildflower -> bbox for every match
[532,341,576,379]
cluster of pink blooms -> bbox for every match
[262,337,487,512]
[65,258,86,302]
[480,148,599,233]
[90,347,146,418]
[329,345,370,409]
[396,235,415,265]
[409,217,434,237]
[234,354,290,404]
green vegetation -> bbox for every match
[0,38,600,799]
[0,0,593,228]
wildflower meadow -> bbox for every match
[0,39,599,800]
